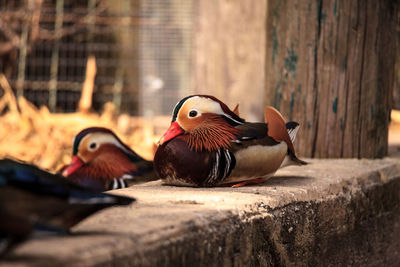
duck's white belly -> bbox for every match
[222,142,287,184]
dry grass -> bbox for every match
[0,74,169,172]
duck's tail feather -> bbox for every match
[286,121,300,143]
[280,150,308,168]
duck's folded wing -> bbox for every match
[231,122,280,150]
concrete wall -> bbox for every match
[1,159,400,266]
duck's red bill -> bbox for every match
[159,121,183,144]
[62,155,84,177]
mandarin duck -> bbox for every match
[154,95,306,187]
[0,158,135,256]
[60,127,155,191]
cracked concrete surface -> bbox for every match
[1,158,400,266]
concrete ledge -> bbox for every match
[1,159,400,266]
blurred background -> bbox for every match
[0,0,196,170]
[0,0,193,116]
[0,0,398,170]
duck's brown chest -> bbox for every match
[154,137,234,187]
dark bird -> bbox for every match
[154,95,306,187]
[61,127,155,191]
[0,158,135,256]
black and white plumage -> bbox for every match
[203,148,236,186]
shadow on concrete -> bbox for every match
[389,144,400,158]
[263,175,314,187]
[1,253,62,265]
[0,230,128,264]
[215,175,315,189]
[68,230,121,236]
[29,229,121,240]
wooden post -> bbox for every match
[264,0,397,158]
[87,0,96,49]
[78,56,96,113]
[192,0,267,121]
[112,0,130,112]
[393,14,400,109]
[16,23,28,99]
[48,0,64,112]
[105,0,139,114]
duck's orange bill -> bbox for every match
[159,121,183,145]
[62,155,84,177]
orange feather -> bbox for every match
[232,104,240,116]
[264,106,295,154]
[183,114,240,152]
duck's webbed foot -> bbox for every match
[231,177,265,188]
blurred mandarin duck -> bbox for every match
[60,127,155,191]
[154,95,306,187]
[0,158,135,256]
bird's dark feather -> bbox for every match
[0,159,135,255]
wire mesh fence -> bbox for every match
[0,0,193,115]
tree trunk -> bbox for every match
[393,9,400,110]
[264,0,397,158]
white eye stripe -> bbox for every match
[80,133,132,155]
[180,96,243,124]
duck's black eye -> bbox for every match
[89,142,98,150]
[189,110,198,117]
